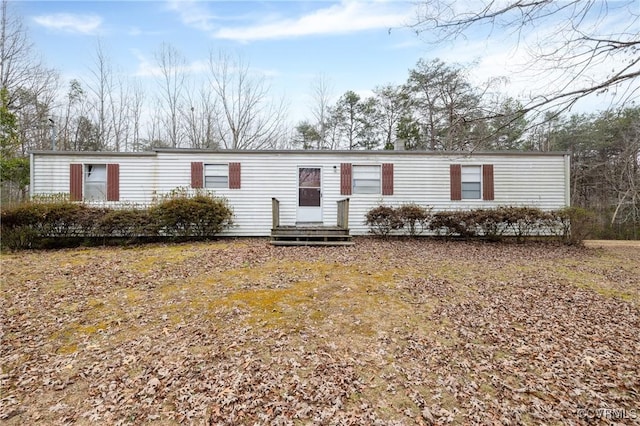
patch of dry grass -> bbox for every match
[1,238,639,425]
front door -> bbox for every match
[297,167,322,223]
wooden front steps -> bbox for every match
[270,197,353,246]
[270,225,353,246]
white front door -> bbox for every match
[296,167,322,223]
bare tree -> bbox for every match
[183,83,220,149]
[58,79,87,150]
[407,0,639,115]
[308,74,333,149]
[13,80,59,153]
[155,42,186,148]
[207,50,287,150]
[1,0,58,154]
[0,0,43,105]
[85,40,114,150]
[129,78,145,152]
[109,75,132,152]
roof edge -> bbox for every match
[29,151,157,156]
[31,149,570,156]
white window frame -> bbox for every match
[84,164,106,201]
[461,165,482,200]
[352,165,381,194]
[204,164,228,189]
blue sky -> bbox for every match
[14,0,637,124]
[17,0,428,122]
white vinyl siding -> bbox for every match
[461,165,481,200]
[204,164,228,189]
[30,151,569,236]
[84,164,106,201]
[352,165,380,194]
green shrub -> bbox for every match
[429,211,478,238]
[397,204,432,236]
[467,208,506,240]
[365,205,403,237]
[42,203,97,237]
[97,208,155,239]
[427,206,561,241]
[1,202,48,229]
[1,190,234,250]
[149,193,233,238]
[0,226,40,250]
[498,206,547,241]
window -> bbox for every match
[352,165,380,194]
[204,164,228,188]
[450,164,494,201]
[461,165,481,200]
[341,163,393,196]
[70,163,119,201]
[192,162,241,189]
[84,164,106,201]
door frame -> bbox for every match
[296,166,323,223]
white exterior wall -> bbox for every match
[31,153,157,206]
[31,150,570,236]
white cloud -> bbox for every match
[168,0,413,42]
[128,26,167,37]
[215,2,410,41]
[132,50,208,78]
[165,0,217,32]
[33,13,102,35]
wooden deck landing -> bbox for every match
[270,225,353,246]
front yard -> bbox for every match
[1,239,639,425]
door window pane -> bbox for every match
[299,188,321,207]
[299,168,321,187]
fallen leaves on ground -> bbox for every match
[1,238,639,425]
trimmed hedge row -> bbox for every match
[0,191,233,250]
[365,204,595,244]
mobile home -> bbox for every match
[30,149,570,236]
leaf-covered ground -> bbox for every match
[1,239,639,425]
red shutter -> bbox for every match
[382,163,394,195]
[106,164,120,201]
[450,164,462,201]
[70,164,83,201]
[483,164,494,201]
[340,163,352,195]
[229,162,241,189]
[191,162,203,188]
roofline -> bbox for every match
[31,148,570,157]
[29,151,157,156]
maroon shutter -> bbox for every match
[191,162,203,188]
[450,164,462,200]
[340,163,352,195]
[70,164,83,201]
[229,162,241,189]
[106,164,120,201]
[382,163,394,195]
[483,164,494,201]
